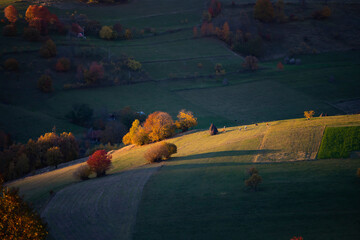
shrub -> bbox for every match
[312,6,331,20]
[45,146,63,168]
[4,5,18,24]
[254,0,275,22]
[242,56,259,71]
[245,173,262,191]
[0,177,48,240]
[3,24,17,37]
[277,62,284,70]
[144,142,177,163]
[99,25,117,40]
[4,58,19,71]
[73,165,92,180]
[209,123,218,135]
[23,27,40,41]
[37,75,53,93]
[84,62,104,84]
[124,29,132,39]
[40,39,57,58]
[175,109,197,132]
[215,63,225,76]
[86,150,112,177]
[163,142,177,159]
[125,58,142,71]
[55,58,71,72]
[144,111,175,142]
[304,110,315,119]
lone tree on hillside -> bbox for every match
[304,110,315,120]
[0,175,48,239]
[87,150,112,177]
[245,173,262,191]
[209,123,218,135]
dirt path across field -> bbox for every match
[42,164,162,240]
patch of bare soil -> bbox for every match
[42,164,161,240]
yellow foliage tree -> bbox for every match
[175,109,197,132]
[0,176,48,239]
[144,112,175,142]
[99,26,116,40]
[122,119,140,145]
[304,110,315,119]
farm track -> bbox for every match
[42,164,162,240]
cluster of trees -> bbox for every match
[123,110,197,146]
[99,24,139,40]
[0,176,48,239]
[3,5,62,38]
[0,131,79,181]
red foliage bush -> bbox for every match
[277,62,284,70]
[86,150,112,177]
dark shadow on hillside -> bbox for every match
[173,149,277,162]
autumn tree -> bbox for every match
[123,119,140,145]
[254,0,275,22]
[175,109,197,132]
[86,150,112,177]
[208,0,222,18]
[55,58,71,72]
[45,146,63,168]
[0,176,48,239]
[290,237,303,240]
[25,5,59,34]
[221,22,231,43]
[4,5,18,24]
[304,110,315,120]
[143,111,175,142]
[37,74,53,93]
[84,62,104,84]
[99,25,117,40]
[58,132,79,162]
[242,55,259,71]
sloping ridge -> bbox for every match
[42,164,161,240]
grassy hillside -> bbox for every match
[318,126,360,159]
[9,114,360,207]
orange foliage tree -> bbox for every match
[277,61,284,70]
[143,111,175,142]
[4,5,18,24]
[87,150,112,177]
[25,5,59,34]
[0,176,48,240]
[84,62,104,84]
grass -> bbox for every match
[9,114,360,211]
[318,126,360,159]
[134,158,360,240]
